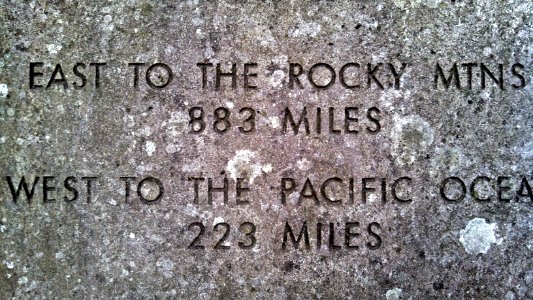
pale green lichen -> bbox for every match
[460,218,503,255]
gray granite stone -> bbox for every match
[0,0,531,298]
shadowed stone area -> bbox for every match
[0,1,531,298]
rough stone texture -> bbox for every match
[0,0,531,299]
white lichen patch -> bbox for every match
[138,126,152,136]
[289,22,321,38]
[393,0,442,9]
[4,261,15,269]
[262,164,273,173]
[213,216,224,225]
[156,258,175,271]
[391,115,434,166]
[101,14,114,32]
[253,25,277,47]
[226,150,266,184]
[367,193,378,203]
[459,218,503,255]
[0,84,8,98]
[55,252,64,260]
[385,287,403,300]
[46,44,62,55]
[139,181,160,200]
[271,55,288,66]
[268,116,280,129]
[165,144,180,154]
[270,70,285,88]
[296,158,313,171]
[162,111,189,136]
[145,141,156,156]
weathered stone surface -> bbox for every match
[0,1,531,298]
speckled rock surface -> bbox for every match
[0,1,531,299]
